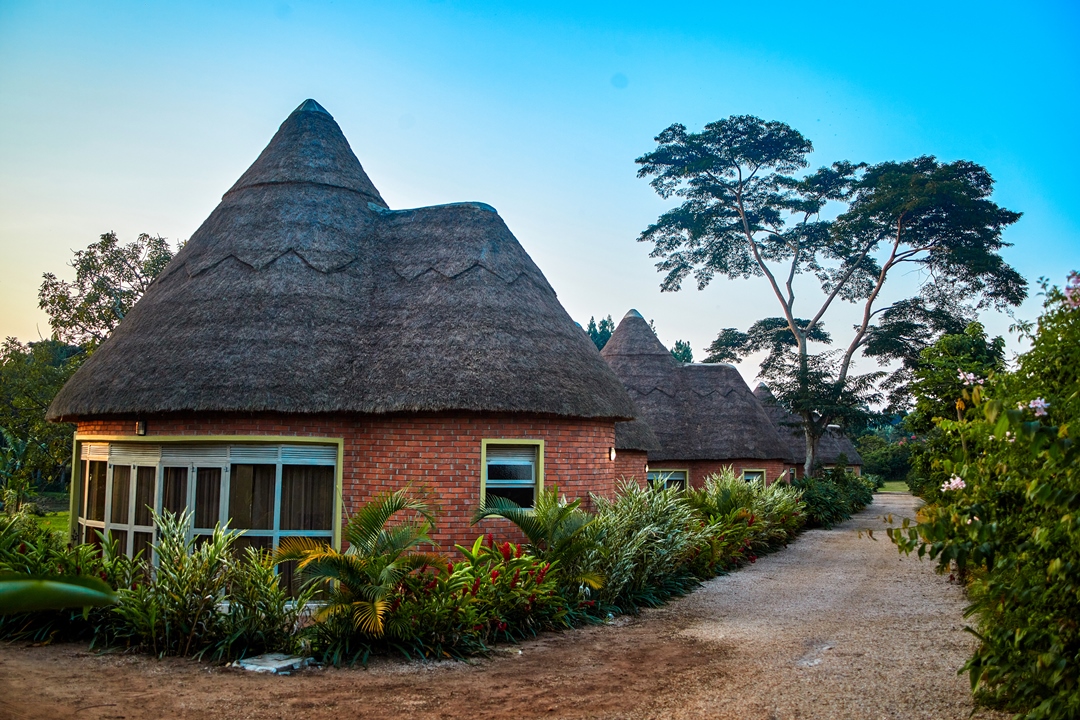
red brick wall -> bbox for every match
[75,412,618,550]
[645,458,795,489]
[613,449,648,486]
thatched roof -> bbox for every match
[600,311,790,462]
[752,384,864,467]
[614,418,662,452]
[49,100,635,422]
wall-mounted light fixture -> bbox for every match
[609,447,617,462]
[135,420,147,436]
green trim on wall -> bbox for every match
[479,438,545,510]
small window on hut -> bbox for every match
[742,469,766,484]
[482,441,543,509]
[646,469,688,490]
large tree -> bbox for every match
[0,232,176,493]
[38,231,175,346]
[636,116,1025,474]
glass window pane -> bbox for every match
[485,485,534,507]
[133,531,153,562]
[109,529,128,555]
[162,467,188,517]
[485,445,538,508]
[281,465,333,531]
[194,467,222,529]
[111,466,131,525]
[85,461,107,521]
[233,535,273,556]
[647,470,687,490]
[228,464,275,529]
[134,467,156,526]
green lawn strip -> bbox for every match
[36,512,70,533]
[877,481,909,493]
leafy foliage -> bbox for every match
[670,339,693,363]
[38,232,175,346]
[792,466,873,529]
[636,115,1025,473]
[274,488,440,638]
[585,315,615,350]
[889,274,1080,719]
[0,339,85,497]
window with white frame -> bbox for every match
[646,469,688,490]
[742,469,766,483]
[76,442,337,562]
[482,441,542,509]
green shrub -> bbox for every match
[890,274,1080,719]
[793,468,872,529]
[591,481,706,612]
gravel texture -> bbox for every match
[0,493,1007,720]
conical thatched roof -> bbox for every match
[49,100,635,422]
[600,311,790,462]
[752,384,864,467]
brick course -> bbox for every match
[613,449,649,486]
[76,412,618,550]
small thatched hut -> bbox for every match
[49,99,635,553]
[600,310,793,488]
[753,384,864,476]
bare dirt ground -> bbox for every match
[0,493,1006,720]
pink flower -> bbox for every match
[941,476,966,492]
[957,369,984,386]
[1065,271,1080,309]
[1028,397,1050,418]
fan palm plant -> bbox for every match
[472,489,603,593]
[273,489,443,637]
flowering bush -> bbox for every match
[890,273,1080,719]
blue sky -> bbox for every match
[1,1,1078,381]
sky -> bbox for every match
[1,1,1078,384]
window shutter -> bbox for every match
[109,443,162,464]
[280,445,337,465]
[229,445,281,463]
[160,444,229,462]
[486,445,537,464]
[80,443,109,460]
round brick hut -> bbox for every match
[48,99,636,555]
[600,310,794,488]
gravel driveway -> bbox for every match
[0,492,1007,720]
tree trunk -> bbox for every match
[803,422,817,477]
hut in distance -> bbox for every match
[600,310,794,488]
[49,99,636,553]
[753,384,864,476]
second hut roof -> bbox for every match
[48,100,636,422]
[601,310,791,462]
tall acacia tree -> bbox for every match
[636,116,1025,474]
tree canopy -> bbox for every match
[636,115,1025,472]
[38,231,175,346]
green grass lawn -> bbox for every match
[878,481,910,493]
[36,511,71,533]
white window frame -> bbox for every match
[75,439,341,560]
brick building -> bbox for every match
[600,310,795,488]
[48,99,636,553]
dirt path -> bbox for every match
[0,493,1005,720]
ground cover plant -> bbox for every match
[889,273,1080,720]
